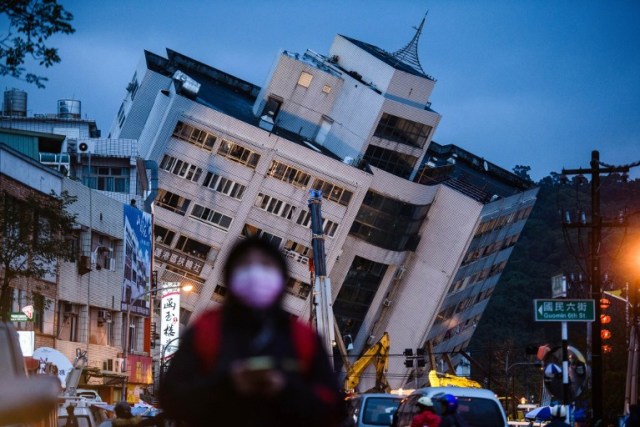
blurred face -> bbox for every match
[229,248,285,309]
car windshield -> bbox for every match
[58,415,91,427]
[362,397,402,425]
[456,396,504,427]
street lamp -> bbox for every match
[121,282,192,400]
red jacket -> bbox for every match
[411,410,441,427]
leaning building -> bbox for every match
[107,19,537,388]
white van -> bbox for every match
[345,393,403,426]
[392,387,508,427]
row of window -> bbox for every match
[81,166,130,194]
[154,225,213,260]
[255,193,297,220]
[203,172,246,200]
[160,154,203,182]
[173,121,217,151]
[155,190,233,231]
[267,160,311,188]
[311,178,353,206]
[295,210,339,237]
[449,260,509,295]
[373,112,433,149]
[474,205,533,237]
[241,223,312,266]
[462,233,520,266]
[364,144,417,179]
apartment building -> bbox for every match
[106,19,537,388]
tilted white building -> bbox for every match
[107,20,537,388]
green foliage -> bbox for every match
[0,189,77,321]
[0,0,75,88]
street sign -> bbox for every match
[534,299,595,322]
[10,312,29,322]
[551,275,567,298]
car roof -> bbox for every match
[410,387,498,399]
[348,393,402,400]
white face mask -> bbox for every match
[230,265,284,309]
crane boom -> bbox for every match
[308,190,335,353]
[344,332,391,393]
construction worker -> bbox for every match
[411,396,441,427]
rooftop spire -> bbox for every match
[390,12,428,76]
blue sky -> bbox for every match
[4,1,640,180]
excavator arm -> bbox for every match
[344,332,390,393]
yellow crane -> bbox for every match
[428,370,482,388]
[344,332,391,393]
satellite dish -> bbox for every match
[32,347,73,388]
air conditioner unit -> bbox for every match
[77,139,95,154]
[113,358,125,373]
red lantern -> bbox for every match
[602,345,612,354]
[600,298,611,310]
[600,314,612,324]
[601,329,612,340]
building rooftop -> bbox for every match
[339,35,436,81]
[0,115,100,138]
[145,49,345,162]
[417,141,535,203]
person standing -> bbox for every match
[160,237,345,427]
[411,396,441,427]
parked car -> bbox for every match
[75,389,103,402]
[392,387,508,427]
[345,393,403,427]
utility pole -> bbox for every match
[562,150,630,423]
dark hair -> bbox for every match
[222,236,289,287]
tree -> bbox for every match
[0,0,75,88]
[0,189,77,321]
[512,165,533,183]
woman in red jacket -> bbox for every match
[160,237,345,427]
[412,396,441,427]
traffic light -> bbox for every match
[416,348,426,367]
[600,298,612,353]
[403,348,414,368]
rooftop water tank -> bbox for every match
[3,89,27,117]
[57,99,81,119]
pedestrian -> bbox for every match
[159,237,345,427]
[545,405,571,427]
[436,394,467,427]
[411,396,441,427]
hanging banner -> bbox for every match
[160,284,180,359]
[121,204,152,316]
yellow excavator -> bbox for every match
[428,369,482,388]
[344,332,391,393]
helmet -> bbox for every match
[436,394,458,414]
[114,401,132,418]
[417,396,435,407]
[551,405,567,418]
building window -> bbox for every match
[363,145,417,179]
[217,140,260,168]
[174,235,211,260]
[202,172,246,200]
[241,224,283,248]
[286,278,311,300]
[322,85,332,94]
[297,71,313,88]
[262,96,282,119]
[283,240,311,265]
[373,112,433,148]
[311,179,353,206]
[350,191,429,252]
[154,225,176,246]
[267,160,311,188]
[333,257,389,339]
[160,155,203,182]
[255,193,296,220]
[117,103,126,128]
[155,189,191,215]
[82,166,130,193]
[172,121,217,151]
[190,204,232,230]
[295,210,338,237]
[214,284,227,297]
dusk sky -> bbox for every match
[3,1,640,180]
